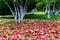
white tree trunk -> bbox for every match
[31,9,34,14]
[55,9,59,15]
[59,8,60,12]
[45,7,48,13]
[47,7,51,19]
[17,7,21,23]
[53,2,55,13]
[20,6,24,22]
[16,6,26,23]
[52,2,56,15]
[21,8,26,22]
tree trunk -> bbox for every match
[55,9,59,15]
[47,7,51,19]
[16,6,26,23]
[59,8,60,12]
[31,9,34,14]
[17,7,21,23]
[53,2,55,12]
[45,6,48,14]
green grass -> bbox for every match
[0,19,14,24]
[34,11,45,14]
[24,14,60,21]
[0,12,60,24]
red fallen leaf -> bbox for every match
[5,34,10,39]
[0,24,4,26]
[39,29,46,35]
[18,34,24,40]
[57,32,60,36]
[39,31,45,35]
[11,35,17,40]
[16,31,20,34]
[47,21,52,26]
[20,30,25,34]
[42,34,48,40]
[25,27,30,30]
[50,32,56,37]
[57,21,60,24]
[44,33,49,37]
[37,38,42,40]
[35,31,39,34]
[57,34,60,37]
[42,28,47,32]
[27,32,31,37]
[49,29,56,33]
[43,22,48,27]
[7,24,14,30]
[0,29,3,32]
[0,37,4,40]
[32,33,37,36]
[51,36,56,40]
[16,25,21,29]
[43,37,48,40]
[57,26,60,30]
[7,33,11,37]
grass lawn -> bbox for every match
[0,11,60,20]
[25,13,60,21]
[0,19,14,24]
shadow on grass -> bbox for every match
[24,14,60,20]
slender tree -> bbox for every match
[3,0,31,23]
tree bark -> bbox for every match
[55,9,59,15]
[53,2,55,12]
[47,7,51,19]
[59,8,60,12]
[45,6,48,14]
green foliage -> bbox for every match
[36,0,60,10]
[0,0,37,15]
[0,0,12,15]
[0,0,60,15]
[27,0,37,12]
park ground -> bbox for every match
[0,12,60,40]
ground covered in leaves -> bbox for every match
[0,20,60,40]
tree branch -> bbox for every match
[20,0,23,6]
[3,0,14,16]
[24,0,28,7]
[25,0,31,9]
